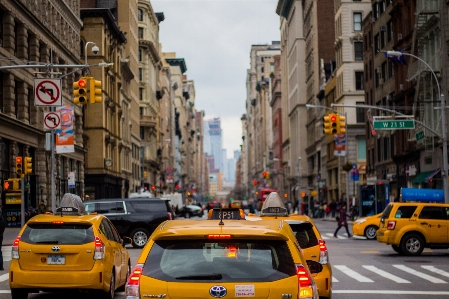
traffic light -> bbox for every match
[283,193,288,198]
[323,114,332,134]
[337,115,346,134]
[73,78,88,104]
[23,156,32,175]
[262,171,267,178]
[15,157,23,176]
[143,171,147,178]
[266,171,270,179]
[151,185,155,191]
[4,179,19,191]
[253,180,257,186]
[301,192,306,198]
[89,79,102,104]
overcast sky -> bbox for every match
[152,0,280,159]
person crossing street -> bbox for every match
[334,205,352,238]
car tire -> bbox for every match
[391,245,403,254]
[185,212,191,218]
[130,228,150,248]
[117,261,131,292]
[364,225,378,240]
[11,289,28,299]
[400,233,424,256]
[103,270,115,299]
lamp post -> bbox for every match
[84,42,99,66]
[386,51,449,204]
[141,139,171,192]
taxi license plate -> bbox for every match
[47,255,65,264]
[212,210,240,219]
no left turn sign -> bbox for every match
[43,111,61,130]
[34,78,62,106]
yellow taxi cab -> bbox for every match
[9,193,131,299]
[229,200,242,209]
[376,197,449,256]
[352,213,382,240]
[125,212,320,299]
[246,193,332,299]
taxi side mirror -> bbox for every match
[306,260,323,274]
[122,236,132,247]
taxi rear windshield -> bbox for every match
[21,224,95,245]
[288,223,319,249]
[143,239,297,282]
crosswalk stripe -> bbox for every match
[334,265,374,282]
[362,265,410,283]
[325,233,348,239]
[332,276,339,282]
[0,273,8,282]
[393,265,447,283]
[421,266,449,279]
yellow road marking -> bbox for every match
[360,250,379,254]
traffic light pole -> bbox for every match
[20,178,25,227]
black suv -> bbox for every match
[84,198,175,248]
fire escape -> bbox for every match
[407,0,440,148]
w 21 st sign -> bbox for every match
[34,78,62,106]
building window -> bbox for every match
[138,28,143,39]
[354,42,363,60]
[353,12,362,31]
[356,102,365,123]
[355,71,364,90]
[139,88,143,101]
[374,34,379,53]
[357,138,366,159]
[139,68,143,81]
[138,49,142,61]
[138,9,143,21]
[387,20,392,42]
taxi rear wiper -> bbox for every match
[176,273,222,280]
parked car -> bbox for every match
[84,198,175,248]
[178,204,204,218]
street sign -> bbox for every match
[373,119,415,130]
[416,130,424,141]
[43,111,61,130]
[34,78,62,106]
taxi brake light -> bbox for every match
[167,212,173,220]
[387,220,396,230]
[12,236,21,259]
[207,234,232,239]
[296,264,314,298]
[227,246,237,258]
[52,221,64,225]
[318,239,329,264]
[93,236,105,260]
[126,264,144,298]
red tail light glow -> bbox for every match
[126,264,144,298]
[227,246,237,258]
[52,221,64,225]
[387,220,396,230]
[207,234,232,239]
[167,212,173,220]
[296,264,315,298]
[12,236,21,259]
[93,236,105,260]
[318,239,329,264]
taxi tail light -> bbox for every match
[207,234,232,239]
[93,236,105,260]
[125,263,143,299]
[387,220,396,230]
[318,239,329,264]
[167,212,173,220]
[296,264,314,299]
[12,236,21,259]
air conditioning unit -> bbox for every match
[398,33,402,40]
[380,25,387,32]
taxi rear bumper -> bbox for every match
[313,264,332,298]
[9,262,110,291]
[376,230,395,244]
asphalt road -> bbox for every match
[0,215,448,298]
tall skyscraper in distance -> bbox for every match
[203,118,223,172]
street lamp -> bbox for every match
[141,139,171,191]
[386,51,449,204]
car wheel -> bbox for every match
[103,270,115,299]
[400,233,424,256]
[117,261,131,292]
[391,245,403,254]
[11,289,28,299]
[130,228,150,248]
[364,225,378,240]
[185,212,191,218]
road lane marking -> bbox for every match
[325,233,348,239]
[393,265,447,283]
[332,290,449,295]
[360,251,379,254]
[334,265,374,282]
[362,265,411,283]
[421,266,449,278]
[0,273,8,282]
[332,276,339,282]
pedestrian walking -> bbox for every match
[38,200,46,214]
[334,205,352,238]
[0,213,5,270]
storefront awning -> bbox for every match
[426,169,440,182]
[412,169,438,185]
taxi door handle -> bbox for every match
[420,222,428,225]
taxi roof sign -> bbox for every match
[208,208,246,222]
[260,192,288,216]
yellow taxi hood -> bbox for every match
[151,219,290,241]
